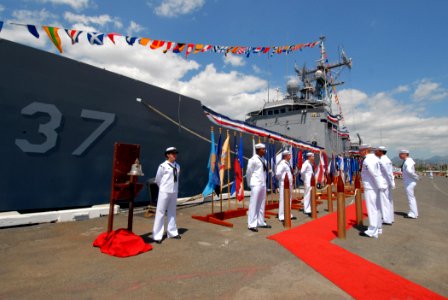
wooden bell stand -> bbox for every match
[107,143,144,233]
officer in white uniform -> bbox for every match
[359,144,384,238]
[276,150,296,221]
[374,146,396,224]
[246,143,271,232]
[300,152,315,216]
[399,149,419,219]
[153,147,181,243]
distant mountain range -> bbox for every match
[391,155,448,167]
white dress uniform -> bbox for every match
[276,159,294,221]
[361,153,383,238]
[402,157,419,218]
[379,155,395,224]
[300,160,313,214]
[246,154,267,228]
[153,160,180,241]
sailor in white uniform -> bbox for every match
[300,152,315,216]
[246,143,271,232]
[276,150,296,221]
[359,144,384,238]
[375,146,396,225]
[399,149,419,219]
[153,147,181,243]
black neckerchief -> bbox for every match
[167,162,178,182]
[257,156,267,172]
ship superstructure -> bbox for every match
[246,36,352,154]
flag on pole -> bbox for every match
[27,25,40,38]
[215,132,222,191]
[139,37,150,46]
[315,152,326,185]
[43,26,63,53]
[150,40,165,50]
[219,134,231,190]
[202,131,220,197]
[236,135,245,200]
[230,135,244,201]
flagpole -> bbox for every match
[270,140,274,205]
[219,127,223,213]
[234,131,238,210]
[227,129,231,211]
[211,126,215,214]
[241,132,245,209]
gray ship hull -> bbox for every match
[0,39,216,211]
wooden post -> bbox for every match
[337,174,346,239]
[284,175,291,228]
[327,183,333,213]
[354,173,363,226]
[311,175,317,219]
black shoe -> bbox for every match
[259,224,272,229]
[275,214,279,219]
[248,227,258,232]
[291,216,297,220]
[404,215,417,219]
[359,232,371,238]
[305,213,312,217]
[382,222,392,226]
[171,235,182,239]
[155,240,162,244]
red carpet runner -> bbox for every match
[268,203,446,300]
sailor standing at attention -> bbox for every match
[374,146,396,225]
[399,149,419,219]
[276,150,296,222]
[359,144,384,238]
[300,152,315,217]
[246,143,271,232]
[153,147,181,244]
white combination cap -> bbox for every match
[282,150,291,155]
[255,143,266,149]
[306,152,314,157]
[358,144,371,150]
[399,149,409,154]
[165,147,178,154]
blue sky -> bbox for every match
[0,0,447,158]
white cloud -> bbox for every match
[339,88,448,158]
[413,79,448,101]
[11,8,58,24]
[0,4,5,13]
[127,21,145,36]
[36,0,91,10]
[223,53,245,67]
[64,12,122,30]
[393,85,409,94]
[154,0,205,17]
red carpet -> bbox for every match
[268,203,446,300]
[94,228,152,258]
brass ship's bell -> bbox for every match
[127,158,144,176]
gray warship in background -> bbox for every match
[246,36,354,154]
[0,36,352,212]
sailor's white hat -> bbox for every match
[306,152,314,157]
[399,149,409,154]
[359,144,371,150]
[377,146,387,151]
[255,143,266,149]
[282,150,291,155]
[165,147,178,154]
